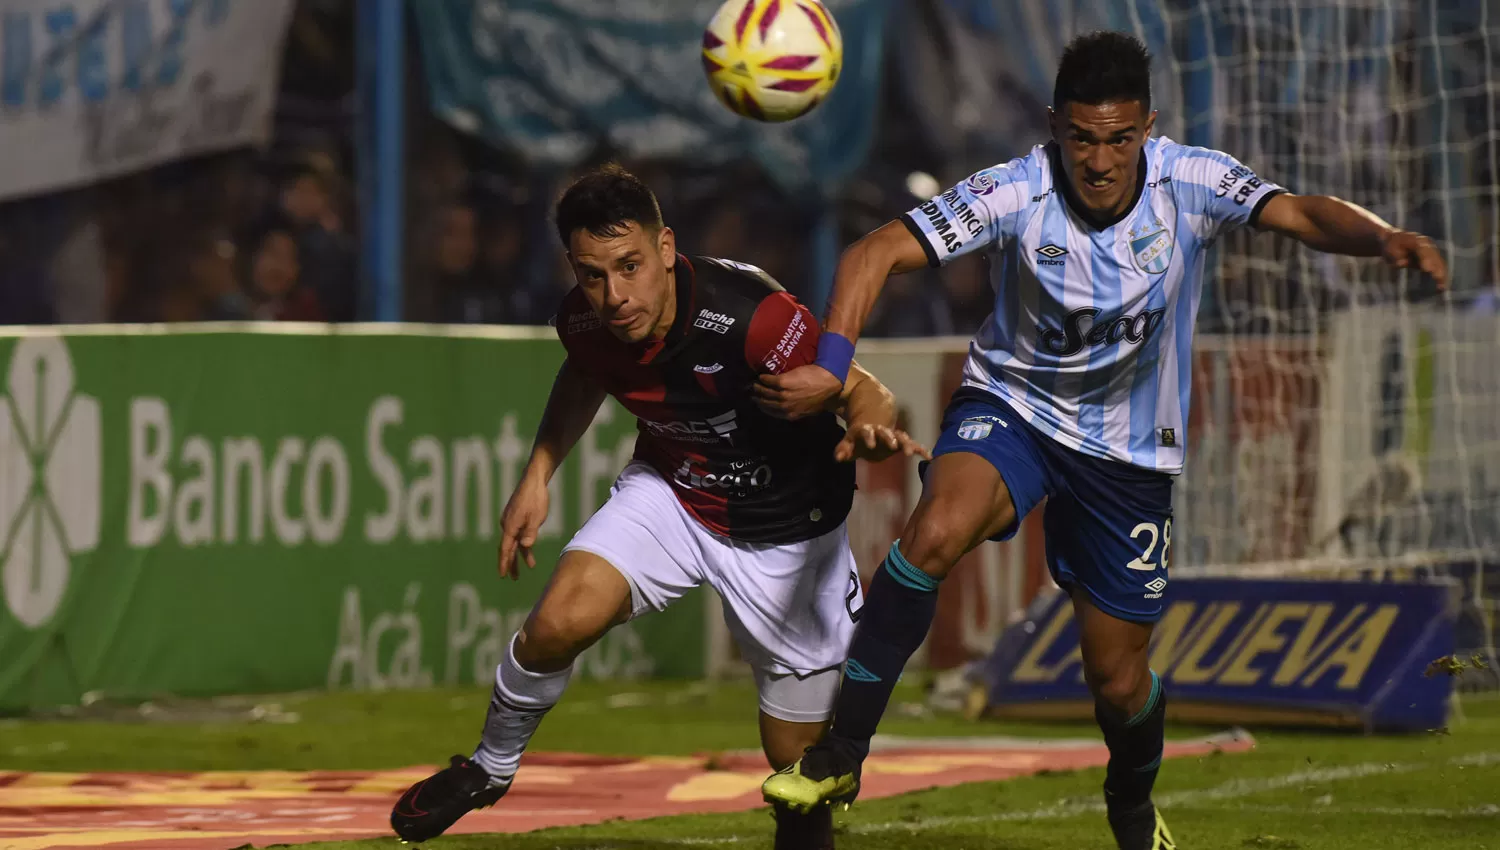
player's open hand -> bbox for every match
[1382,229,1448,291]
[753,364,844,420]
[498,475,549,580]
[834,423,931,464]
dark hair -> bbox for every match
[1053,31,1152,113]
[245,213,299,259]
[554,164,663,247]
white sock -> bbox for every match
[472,634,572,782]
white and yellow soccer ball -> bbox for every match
[701,0,843,123]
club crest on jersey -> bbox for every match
[956,415,1006,441]
[1128,218,1174,275]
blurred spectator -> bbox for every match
[278,161,357,320]
[0,199,56,324]
[434,199,535,325]
[865,268,955,337]
[211,217,324,321]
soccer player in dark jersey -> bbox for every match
[390,165,927,850]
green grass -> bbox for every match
[3,682,1498,849]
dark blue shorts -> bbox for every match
[927,388,1175,623]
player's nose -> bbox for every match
[602,276,628,309]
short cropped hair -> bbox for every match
[1053,31,1152,113]
[554,164,664,248]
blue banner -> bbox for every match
[980,578,1457,732]
[409,0,889,194]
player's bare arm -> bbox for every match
[1255,193,1449,289]
[498,358,608,579]
[831,362,930,463]
[754,222,930,420]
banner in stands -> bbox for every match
[978,577,1458,731]
[0,328,705,711]
[0,0,295,202]
[409,0,890,193]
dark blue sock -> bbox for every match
[1097,670,1166,810]
[828,542,940,762]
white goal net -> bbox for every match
[1153,0,1500,688]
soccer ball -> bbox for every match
[701,0,843,123]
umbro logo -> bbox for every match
[1036,244,1068,267]
[1144,577,1167,599]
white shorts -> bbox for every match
[564,462,862,723]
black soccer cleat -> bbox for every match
[1107,798,1177,850]
[772,800,836,850]
[390,754,511,843]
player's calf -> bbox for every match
[473,551,632,779]
[824,456,1015,761]
[764,455,1017,814]
[391,552,633,842]
[1074,593,1170,850]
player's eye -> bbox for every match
[1111,137,1131,147]
[623,262,640,274]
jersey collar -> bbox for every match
[636,254,695,364]
[1047,141,1149,231]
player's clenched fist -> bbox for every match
[498,474,549,580]
[834,424,931,464]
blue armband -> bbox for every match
[813,332,855,385]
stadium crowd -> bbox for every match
[0,0,997,334]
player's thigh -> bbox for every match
[904,392,1050,577]
[540,463,704,648]
[1042,454,1174,628]
[709,523,862,680]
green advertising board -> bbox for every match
[0,326,705,712]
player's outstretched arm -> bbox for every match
[755,222,931,420]
[831,362,931,463]
[1255,193,1449,290]
[498,358,607,579]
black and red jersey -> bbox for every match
[555,255,853,544]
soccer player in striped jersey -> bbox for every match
[758,30,1447,850]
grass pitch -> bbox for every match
[3,681,1497,849]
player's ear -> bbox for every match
[657,226,676,267]
[1047,106,1059,140]
[1143,109,1158,138]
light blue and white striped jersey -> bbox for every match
[902,136,1283,474]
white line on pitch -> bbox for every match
[1183,803,1500,819]
[639,750,1500,846]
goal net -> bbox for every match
[1154,0,1499,690]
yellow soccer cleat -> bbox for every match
[761,746,861,815]
[1151,808,1178,850]
[1107,799,1177,850]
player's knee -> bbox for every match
[1088,662,1151,714]
[520,587,616,666]
[900,508,973,579]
